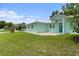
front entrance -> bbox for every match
[59,23,63,33]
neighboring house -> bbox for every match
[26,21,50,33]
[26,14,75,33]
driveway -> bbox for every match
[26,32,63,36]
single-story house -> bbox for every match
[26,14,76,33]
[26,21,50,33]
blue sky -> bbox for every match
[0,3,65,24]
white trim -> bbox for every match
[63,18,65,33]
[26,21,51,25]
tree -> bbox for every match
[21,22,26,29]
[63,3,79,33]
[55,10,59,14]
[6,22,15,32]
[0,21,6,29]
[9,25,15,33]
[6,22,13,27]
[4,26,9,30]
[18,22,26,31]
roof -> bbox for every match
[50,14,66,20]
[26,20,51,25]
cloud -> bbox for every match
[25,16,50,24]
[25,16,41,24]
[27,16,39,18]
[0,8,49,24]
[0,8,24,24]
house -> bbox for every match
[49,14,74,33]
[26,21,50,33]
[26,14,75,33]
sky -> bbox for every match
[0,3,65,24]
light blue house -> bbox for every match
[26,21,50,33]
[26,14,75,33]
[49,14,74,33]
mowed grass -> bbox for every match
[0,32,79,56]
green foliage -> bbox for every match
[6,22,13,27]
[0,21,6,29]
[4,22,15,32]
[9,26,15,33]
[63,3,79,33]
[51,10,59,16]
[17,22,26,31]
[0,21,14,31]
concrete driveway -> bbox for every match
[26,32,63,36]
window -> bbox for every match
[50,24,52,28]
[31,25,33,29]
[53,24,55,28]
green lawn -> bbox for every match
[0,29,9,32]
[0,32,79,56]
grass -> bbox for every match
[0,29,9,32]
[0,32,79,56]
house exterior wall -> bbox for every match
[49,23,59,33]
[26,22,49,33]
[50,15,74,33]
[26,22,38,32]
[26,15,75,33]
[49,15,63,33]
[36,22,49,32]
[64,18,73,33]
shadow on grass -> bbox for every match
[71,35,79,43]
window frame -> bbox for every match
[49,24,52,28]
[53,23,55,28]
[31,25,33,29]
